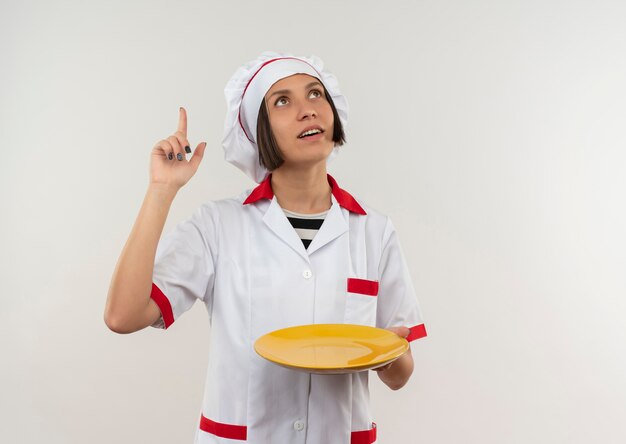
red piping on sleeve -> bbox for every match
[406,324,427,342]
[149,283,174,329]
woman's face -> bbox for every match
[264,74,335,169]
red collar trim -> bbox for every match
[243,174,275,203]
[243,174,367,215]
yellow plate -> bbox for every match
[254,324,409,374]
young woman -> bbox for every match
[105,51,426,443]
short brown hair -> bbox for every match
[256,87,346,171]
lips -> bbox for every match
[297,125,324,139]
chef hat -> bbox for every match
[222,51,349,183]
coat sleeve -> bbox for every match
[375,217,427,342]
[149,203,218,330]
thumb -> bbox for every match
[189,142,207,170]
[387,326,410,339]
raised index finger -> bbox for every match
[178,107,187,136]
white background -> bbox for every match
[2,0,625,442]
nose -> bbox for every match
[297,103,317,120]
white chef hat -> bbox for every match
[222,51,349,183]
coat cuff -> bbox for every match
[406,324,427,342]
[150,283,175,329]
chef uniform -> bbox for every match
[149,52,427,444]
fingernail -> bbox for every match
[168,152,173,160]
[185,146,191,154]
[177,153,183,161]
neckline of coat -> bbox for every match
[243,173,367,216]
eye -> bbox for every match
[274,96,289,107]
[309,89,322,99]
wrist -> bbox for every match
[147,182,179,203]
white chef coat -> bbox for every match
[149,174,427,444]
